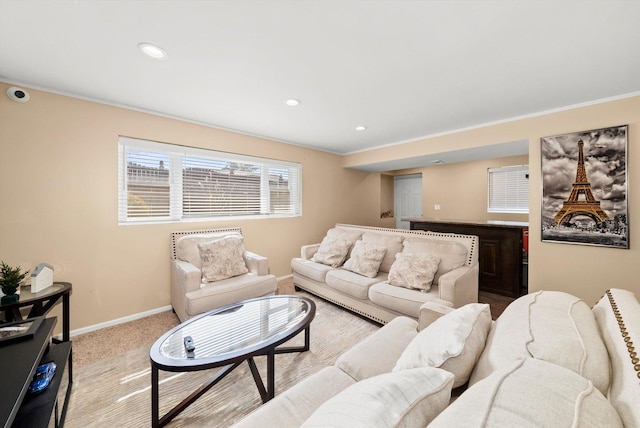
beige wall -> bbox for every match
[395,154,529,223]
[346,96,640,305]
[2,82,638,331]
[0,83,380,331]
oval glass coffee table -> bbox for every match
[150,295,316,427]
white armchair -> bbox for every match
[170,228,278,322]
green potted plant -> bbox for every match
[0,262,29,304]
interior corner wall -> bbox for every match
[346,96,640,306]
[0,82,375,331]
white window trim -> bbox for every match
[118,136,302,224]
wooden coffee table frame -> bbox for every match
[149,296,315,428]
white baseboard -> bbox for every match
[60,305,173,339]
[59,275,293,339]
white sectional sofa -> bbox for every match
[291,224,480,324]
[232,288,640,427]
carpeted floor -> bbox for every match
[64,277,511,427]
[64,279,378,427]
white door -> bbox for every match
[395,174,423,229]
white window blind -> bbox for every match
[487,165,529,213]
[118,137,302,224]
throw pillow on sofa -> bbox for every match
[343,240,387,278]
[300,367,454,428]
[387,253,441,291]
[402,239,467,283]
[429,358,623,427]
[312,236,352,267]
[198,236,248,282]
[393,303,492,388]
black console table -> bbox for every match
[0,282,72,342]
[0,281,73,428]
[0,317,72,428]
[408,219,528,298]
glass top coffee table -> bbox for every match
[150,295,316,427]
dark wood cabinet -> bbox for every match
[409,219,528,298]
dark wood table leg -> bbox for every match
[247,357,268,403]
[152,365,159,428]
[267,350,275,400]
[62,292,70,342]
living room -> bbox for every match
[1,1,639,427]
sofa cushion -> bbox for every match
[387,252,440,291]
[311,236,352,267]
[325,269,385,300]
[470,290,611,395]
[430,358,623,428]
[301,368,454,428]
[336,316,418,382]
[343,240,387,278]
[185,273,276,317]
[592,288,640,428]
[291,258,335,283]
[368,281,436,318]
[231,366,357,428]
[176,231,242,269]
[198,236,248,282]
[402,239,467,283]
[393,303,491,388]
[360,231,404,272]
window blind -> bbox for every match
[487,165,529,213]
[118,137,302,223]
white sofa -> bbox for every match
[291,224,479,324]
[170,228,277,322]
[232,288,640,427]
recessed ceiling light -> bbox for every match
[285,98,301,107]
[355,125,367,131]
[138,42,167,60]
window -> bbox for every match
[487,165,529,213]
[118,137,301,224]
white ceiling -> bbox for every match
[1,1,639,168]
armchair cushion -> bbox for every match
[176,231,242,269]
[198,235,248,282]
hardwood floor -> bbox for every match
[479,290,515,319]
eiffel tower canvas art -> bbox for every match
[541,125,628,248]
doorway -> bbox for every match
[394,174,422,229]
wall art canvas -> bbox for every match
[541,125,628,248]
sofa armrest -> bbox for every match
[301,243,321,259]
[418,301,455,331]
[173,260,202,294]
[437,263,479,308]
[244,251,270,275]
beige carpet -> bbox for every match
[64,280,378,427]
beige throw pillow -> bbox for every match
[402,239,467,282]
[312,236,352,267]
[387,253,440,291]
[198,236,248,282]
[301,367,454,428]
[343,240,387,278]
[393,303,492,388]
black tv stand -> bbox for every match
[0,317,72,428]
